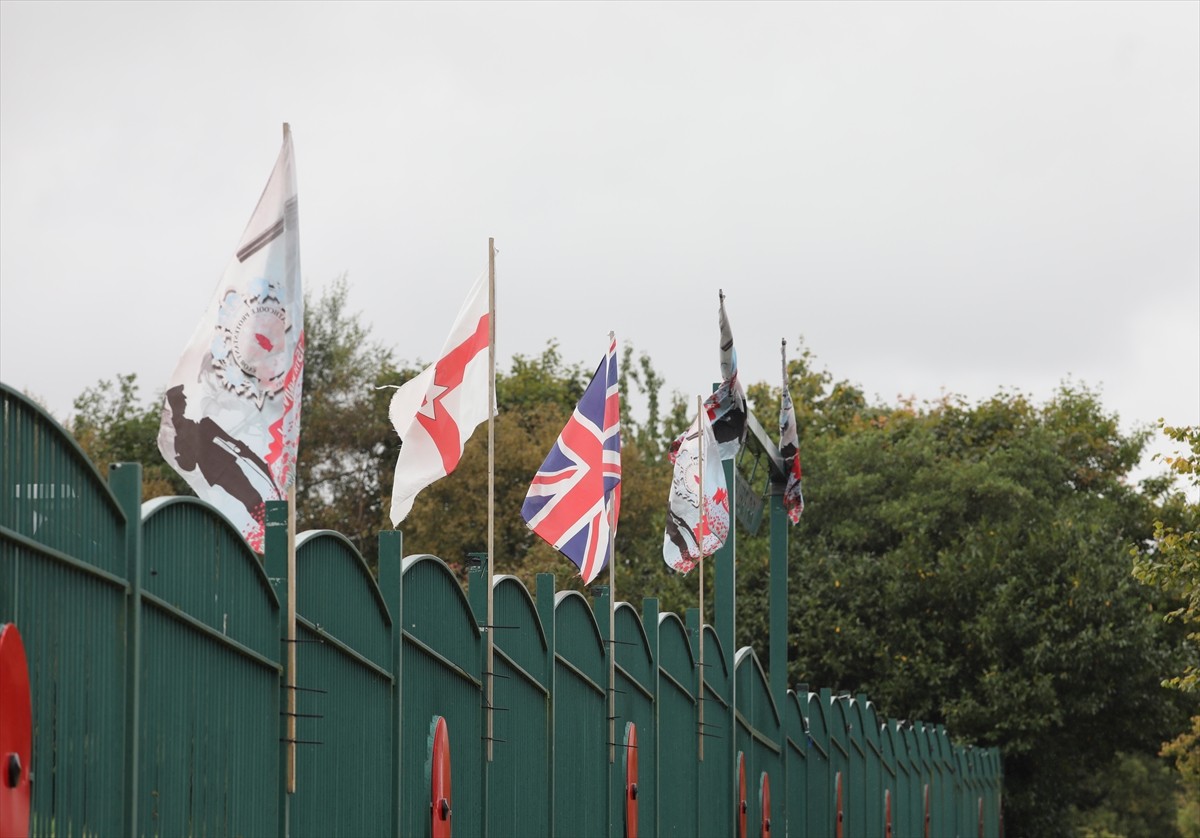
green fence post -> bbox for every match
[110,462,142,838]
[536,573,557,837]
[264,500,290,837]
[714,456,737,836]
[378,530,404,838]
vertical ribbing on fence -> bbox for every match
[378,530,404,838]
[111,462,142,838]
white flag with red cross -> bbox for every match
[388,270,492,525]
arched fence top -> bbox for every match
[828,694,851,758]
[140,494,280,660]
[553,589,606,685]
[297,528,390,616]
[492,573,549,685]
[843,695,865,753]
[141,494,279,608]
[858,697,881,752]
[656,611,695,695]
[401,554,482,676]
[2,383,128,571]
[1,383,125,516]
[700,624,728,679]
[784,690,809,741]
[296,529,392,670]
[734,645,781,730]
[614,601,653,686]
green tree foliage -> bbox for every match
[736,347,1198,837]
[294,275,411,560]
[1133,423,1200,692]
[1065,751,1184,838]
[1161,714,1200,838]
[70,373,190,499]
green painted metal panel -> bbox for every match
[841,696,865,837]
[784,692,807,838]
[655,613,697,837]
[828,693,851,836]
[291,531,395,837]
[734,648,781,838]
[491,575,550,838]
[696,623,731,837]
[859,697,883,838]
[1,387,131,838]
[138,499,280,837]
[803,690,831,838]
[613,602,655,838]
[400,554,483,838]
[553,591,607,837]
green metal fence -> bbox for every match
[2,382,1004,837]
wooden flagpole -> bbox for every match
[697,395,705,762]
[486,237,496,763]
[283,122,298,796]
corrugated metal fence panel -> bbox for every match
[697,625,731,838]
[804,690,831,837]
[492,575,550,838]
[138,498,280,838]
[1,384,130,838]
[292,530,395,837]
[553,590,608,837]
[614,602,655,838]
[656,612,697,837]
[859,697,884,838]
[734,647,782,838]
[400,554,483,838]
[785,692,808,838]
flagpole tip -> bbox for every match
[282,123,291,140]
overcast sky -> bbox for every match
[2,1,1197,493]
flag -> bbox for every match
[158,128,303,552]
[668,290,747,464]
[663,405,729,573]
[389,270,491,525]
[779,342,804,524]
[522,336,622,584]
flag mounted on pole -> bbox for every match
[389,269,492,526]
[779,339,804,524]
[668,290,747,464]
[158,127,303,552]
[522,335,622,585]
[663,404,729,574]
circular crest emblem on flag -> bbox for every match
[210,277,294,409]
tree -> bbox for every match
[735,351,1199,838]
[293,275,411,561]
[1133,423,1200,692]
[70,373,190,499]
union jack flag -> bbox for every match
[522,336,622,584]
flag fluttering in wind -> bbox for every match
[668,290,747,464]
[522,336,622,584]
[158,128,303,552]
[779,340,804,524]
[389,270,492,525]
[663,405,729,574]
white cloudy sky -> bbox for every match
[2,1,1197,492]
